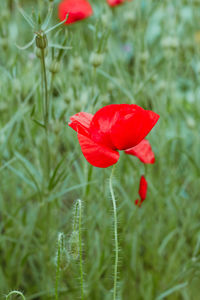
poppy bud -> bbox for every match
[36,31,48,49]
[101,14,109,27]
[150,74,158,84]
[74,101,83,111]
[161,36,179,51]
[69,231,79,260]
[64,88,74,104]
[186,116,195,129]
[138,51,149,64]
[72,56,84,73]
[2,9,10,21]
[124,11,136,24]
[35,48,48,59]
[107,82,115,93]
[49,59,60,74]
[90,52,104,68]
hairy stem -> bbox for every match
[78,200,84,300]
[55,233,63,300]
[6,291,26,300]
[109,165,118,300]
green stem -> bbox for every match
[40,49,50,182]
[109,165,118,300]
[41,49,49,127]
[78,199,84,300]
[6,291,26,300]
[85,164,93,197]
[55,233,62,300]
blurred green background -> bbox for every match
[0,0,200,299]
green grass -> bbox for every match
[1,0,200,299]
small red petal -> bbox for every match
[68,112,93,136]
[58,0,93,25]
[139,175,148,201]
[135,199,139,206]
[78,133,120,168]
[125,139,155,164]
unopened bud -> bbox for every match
[1,38,8,50]
[73,56,84,73]
[36,31,48,49]
[35,48,48,58]
[90,52,104,68]
[49,59,60,74]
[101,14,109,27]
[2,10,10,21]
[139,51,149,64]
[64,88,74,104]
[186,116,195,128]
[161,36,179,50]
[124,11,136,24]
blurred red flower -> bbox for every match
[125,139,155,164]
[135,175,148,206]
[58,0,93,25]
[107,0,132,7]
[69,104,159,168]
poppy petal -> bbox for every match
[139,175,148,201]
[89,104,121,149]
[90,104,159,151]
[125,139,155,164]
[58,0,93,25]
[111,106,160,150]
[68,112,93,136]
[107,0,125,6]
[78,133,119,168]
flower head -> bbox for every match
[68,104,159,168]
[58,0,93,25]
[135,175,148,207]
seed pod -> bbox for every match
[36,31,48,49]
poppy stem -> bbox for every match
[109,165,118,300]
[6,291,26,300]
[40,48,51,182]
[55,233,63,300]
[78,200,84,300]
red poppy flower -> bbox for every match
[125,139,155,164]
[135,175,148,206]
[58,0,93,25]
[107,0,132,7]
[69,104,159,168]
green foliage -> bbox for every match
[0,0,200,299]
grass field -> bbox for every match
[1,0,200,299]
